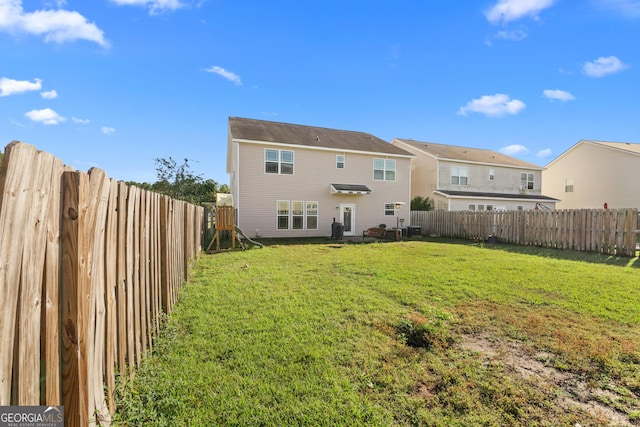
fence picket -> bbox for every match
[0,142,204,424]
[0,142,38,405]
[410,208,638,257]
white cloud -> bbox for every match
[583,56,630,77]
[109,0,185,14]
[500,144,530,156]
[205,66,242,85]
[593,0,640,17]
[72,116,89,124]
[25,108,66,125]
[457,94,526,117]
[0,0,108,46]
[537,148,553,158]
[485,29,528,46]
[0,77,42,96]
[486,0,556,24]
[101,126,116,135]
[41,89,58,99]
[543,89,575,101]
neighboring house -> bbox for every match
[391,139,558,211]
[227,117,414,238]
[542,139,640,209]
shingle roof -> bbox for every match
[393,138,542,169]
[330,184,372,194]
[435,190,559,201]
[229,117,413,157]
[583,140,640,155]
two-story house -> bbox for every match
[543,139,640,209]
[391,139,558,211]
[227,117,414,238]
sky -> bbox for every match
[1,0,639,185]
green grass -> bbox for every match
[114,238,640,426]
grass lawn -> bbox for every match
[114,238,640,426]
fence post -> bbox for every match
[60,171,90,427]
[160,195,170,313]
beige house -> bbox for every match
[391,139,558,211]
[542,140,640,209]
[227,117,414,238]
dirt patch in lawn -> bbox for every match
[459,333,635,426]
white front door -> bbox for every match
[340,204,355,236]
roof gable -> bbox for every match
[584,140,640,155]
[229,117,412,157]
[545,139,640,168]
[393,138,543,169]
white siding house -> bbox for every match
[391,139,558,211]
[227,118,414,238]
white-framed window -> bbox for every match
[384,203,395,216]
[265,149,294,175]
[565,178,574,193]
[277,200,319,230]
[292,201,304,230]
[521,173,534,190]
[451,166,469,186]
[517,206,524,211]
[277,200,290,229]
[468,204,476,211]
[373,158,396,181]
[336,155,345,169]
[306,202,318,230]
[486,205,493,211]
[477,205,485,211]
[488,169,495,181]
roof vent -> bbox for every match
[315,136,320,141]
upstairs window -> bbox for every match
[265,149,294,175]
[336,155,345,169]
[521,173,534,190]
[565,178,574,193]
[373,159,396,181]
[451,166,469,186]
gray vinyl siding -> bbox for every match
[437,161,542,195]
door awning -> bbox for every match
[330,184,371,195]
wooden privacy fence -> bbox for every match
[411,208,639,257]
[0,141,204,426]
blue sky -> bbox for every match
[1,0,638,185]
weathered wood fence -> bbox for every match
[0,141,204,426]
[411,208,639,257]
